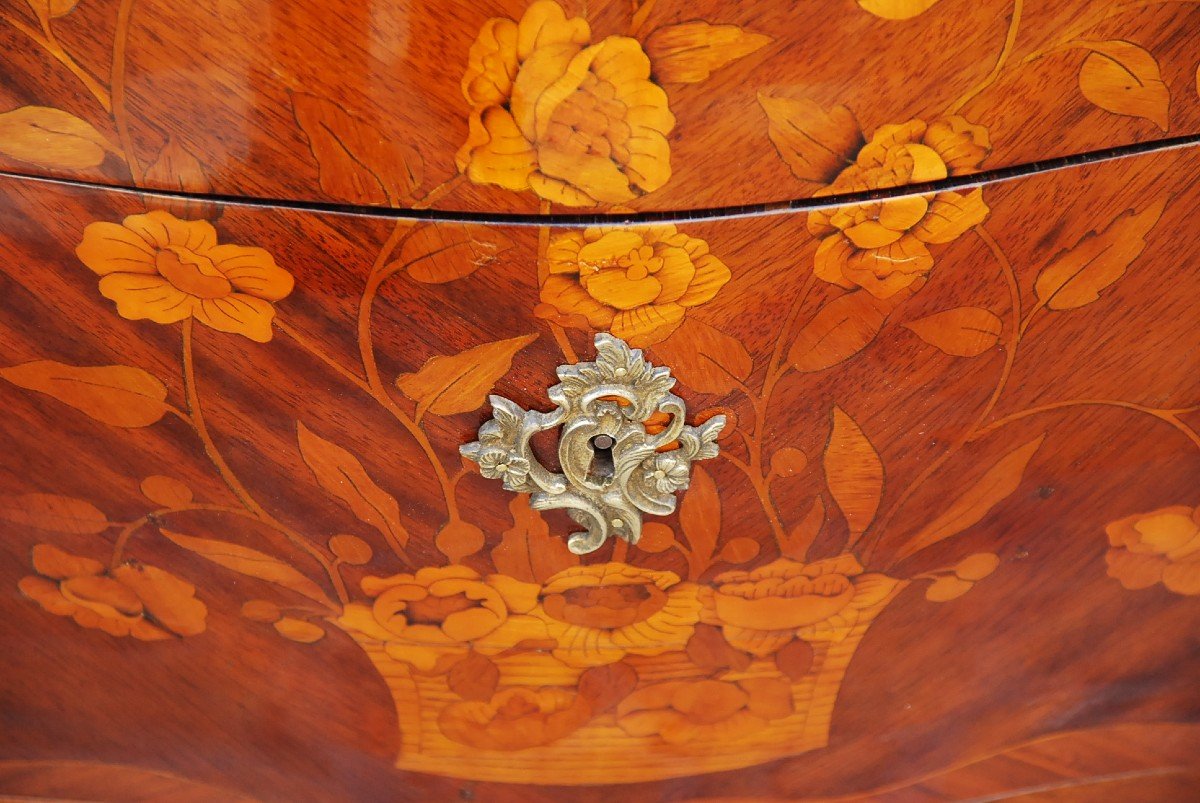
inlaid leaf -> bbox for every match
[925,575,974,602]
[788,290,894,372]
[0,106,112,170]
[769,447,808,478]
[895,435,1044,561]
[645,22,771,84]
[396,334,538,422]
[781,496,824,561]
[447,651,500,701]
[241,599,281,623]
[955,552,1000,581]
[0,361,170,427]
[390,223,513,283]
[160,529,329,603]
[295,422,409,550]
[857,0,942,19]
[139,475,194,508]
[650,319,751,395]
[718,537,759,564]
[824,407,883,538]
[1034,198,1167,311]
[0,493,108,534]
[492,495,578,583]
[1077,41,1169,131]
[678,465,720,577]
[143,136,217,220]
[435,519,484,564]
[274,617,325,643]
[328,534,372,565]
[291,91,423,206]
[903,307,1002,357]
[26,0,79,20]
[757,94,863,183]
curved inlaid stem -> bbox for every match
[109,502,342,610]
[180,319,347,604]
[726,271,818,555]
[971,399,1200,450]
[110,0,142,184]
[865,226,1022,559]
[358,221,462,524]
[0,12,112,113]
[946,0,1023,114]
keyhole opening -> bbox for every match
[587,434,615,485]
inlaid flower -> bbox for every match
[537,226,730,347]
[475,447,531,488]
[76,210,293,342]
[703,555,899,655]
[456,0,675,207]
[19,544,206,640]
[1105,505,1200,596]
[616,677,793,745]
[337,565,546,671]
[439,687,588,750]
[807,116,990,299]
[531,562,701,667]
[643,453,689,494]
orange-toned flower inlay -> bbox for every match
[705,555,899,655]
[19,544,206,639]
[807,116,990,298]
[456,0,675,207]
[76,210,293,342]
[537,226,731,347]
[1105,505,1200,596]
[532,562,702,667]
[440,687,588,750]
[617,677,794,745]
[337,565,546,671]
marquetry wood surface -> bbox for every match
[0,136,1197,798]
[1,0,1199,214]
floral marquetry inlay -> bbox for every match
[0,0,1197,795]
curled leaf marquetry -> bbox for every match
[0,131,1197,796]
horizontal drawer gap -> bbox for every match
[3,134,1198,227]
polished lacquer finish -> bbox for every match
[0,0,1198,800]
[0,0,1198,212]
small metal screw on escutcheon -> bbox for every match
[460,333,725,555]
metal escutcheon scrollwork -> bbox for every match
[460,333,725,555]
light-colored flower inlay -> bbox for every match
[532,562,702,667]
[19,544,206,640]
[537,225,730,347]
[616,677,794,745]
[338,565,546,671]
[456,0,675,207]
[1105,505,1200,596]
[76,210,293,342]
[807,116,990,299]
[704,554,899,655]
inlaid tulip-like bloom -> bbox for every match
[76,210,293,342]
[537,226,731,347]
[531,563,702,667]
[337,565,547,671]
[19,544,206,639]
[704,555,899,655]
[456,0,675,206]
[807,116,990,298]
[1105,505,1200,595]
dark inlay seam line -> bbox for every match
[1,134,1198,228]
